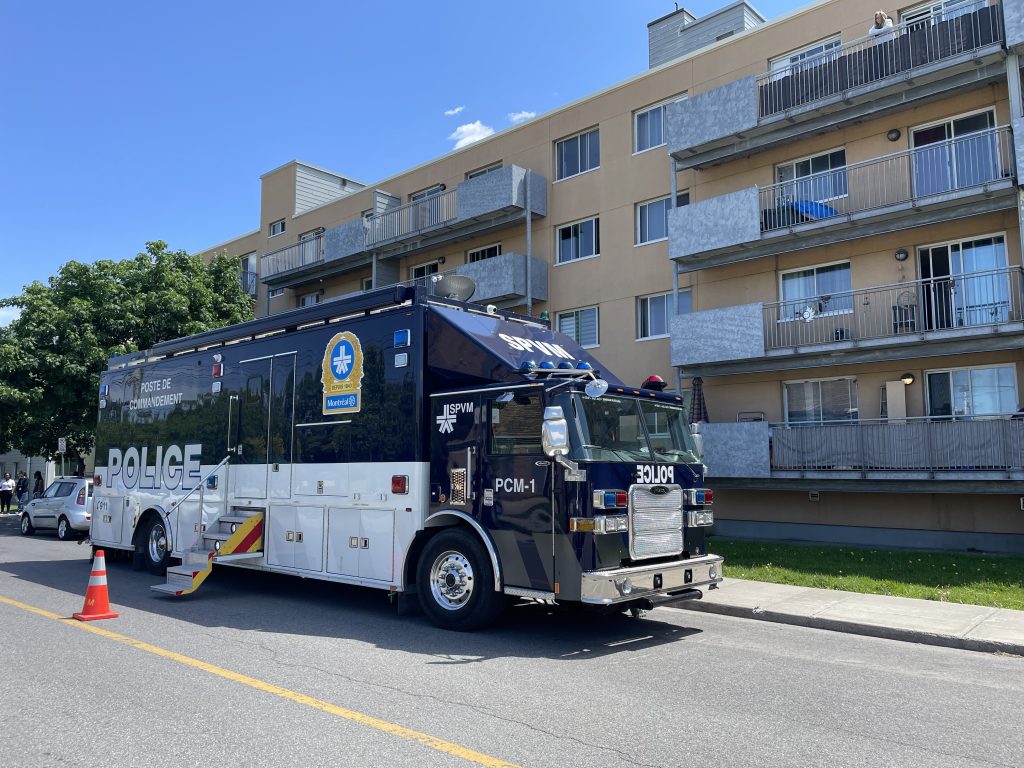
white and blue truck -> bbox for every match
[91,282,721,629]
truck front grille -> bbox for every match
[629,485,683,560]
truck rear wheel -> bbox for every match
[138,516,171,575]
[417,528,502,631]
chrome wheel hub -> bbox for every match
[58,519,68,537]
[148,522,167,562]
[21,516,29,533]
[429,550,474,611]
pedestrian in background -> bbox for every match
[33,470,44,498]
[0,473,14,513]
[15,471,29,511]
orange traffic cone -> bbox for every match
[73,549,119,622]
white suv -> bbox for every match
[21,478,93,541]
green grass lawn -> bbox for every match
[709,538,1024,611]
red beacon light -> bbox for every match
[641,375,667,391]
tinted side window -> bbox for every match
[489,396,544,455]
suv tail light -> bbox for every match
[76,487,86,506]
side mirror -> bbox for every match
[542,406,570,457]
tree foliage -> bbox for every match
[0,242,253,461]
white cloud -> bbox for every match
[508,110,536,124]
[444,105,465,116]
[448,121,494,149]
[0,306,19,327]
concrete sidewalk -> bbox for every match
[678,578,1024,656]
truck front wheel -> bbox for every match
[417,528,503,631]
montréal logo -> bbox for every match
[436,402,473,433]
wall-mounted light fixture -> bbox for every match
[438,256,446,265]
[901,372,915,385]
[894,248,909,262]
[887,128,902,142]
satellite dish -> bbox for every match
[584,379,609,398]
[431,274,476,301]
[801,305,817,323]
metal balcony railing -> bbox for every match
[260,234,324,280]
[764,266,1024,350]
[770,415,1024,471]
[757,0,1003,118]
[240,269,257,296]
[364,189,458,248]
[759,126,1014,233]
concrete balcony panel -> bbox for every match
[668,187,760,261]
[455,252,547,306]
[701,422,771,479]
[1006,0,1024,52]
[324,219,366,263]
[666,76,758,159]
[456,165,547,222]
[671,303,765,367]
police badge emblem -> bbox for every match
[321,331,365,415]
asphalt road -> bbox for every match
[2,514,1023,768]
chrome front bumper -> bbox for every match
[580,554,723,605]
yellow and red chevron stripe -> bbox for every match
[180,513,264,595]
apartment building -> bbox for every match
[201,0,1024,553]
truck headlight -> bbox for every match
[687,510,714,527]
[709,564,718,579]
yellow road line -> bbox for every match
[0,594,520,768]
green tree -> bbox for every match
[0,242,252,464]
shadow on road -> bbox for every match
[0,515,703,662]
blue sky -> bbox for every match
[0,0,798,321]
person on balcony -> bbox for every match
[868,11,895,40]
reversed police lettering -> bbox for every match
[636,464,674,484]
[498,333,575,360]
[108,443,202,491]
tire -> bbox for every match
[138,516,171,575]
[56,516,74,541]
[20,514,34,536]
[416,528,503,631]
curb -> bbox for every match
[675,599,1024,657]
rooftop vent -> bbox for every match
[648,1,765,68]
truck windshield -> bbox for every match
[557,393,701,464]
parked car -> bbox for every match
[21,477,93,540]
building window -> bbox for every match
[298,291,321,308]
[634,96,685,154]
[468,243,501,263]
[676,190,690,207]
[240,252,257,296]
[901,0,976,27]
[467,163,502,179]
[637,293,673,339]
[410,185,444,203]
[911,110,998,197]
[557,307,599,347]
[556,217,600,264]
[269,219,286,237]
[268,287,284,299]
[636,197,671,244]
[784,377,858,423]
[775,148,847,204]
[556,128,600,181]
[780,261,852,319]
[361,277,373,291]
[918,234,1008,329]
[926,365,1017,418]
[769,36,841,77]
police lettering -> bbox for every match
[108,443,202,491]
[498,333,575,360]
[636,464,674,484]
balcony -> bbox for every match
[261,166,547,286]
[260,234,324,284]
[701,417,1024,487]
[669,127,1017,271]
[672,267,1024,375]
[240,269,257,296]
[667,0,1006,169]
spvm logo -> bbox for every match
[436,402,473,434]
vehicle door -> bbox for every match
[233,356,273,499]
[481,390,555,594]
[31,481,73,529]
